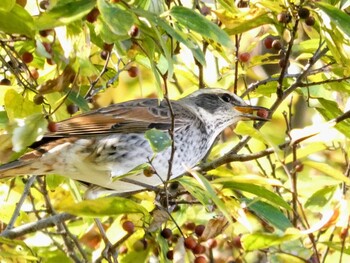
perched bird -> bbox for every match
[0,88,269,194]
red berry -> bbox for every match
[86,7,100,23]
[232,236,242,249]
[184,236,197,250]
[39,29,53,37]
[143,166,155,177]
[122,220,135,233]
[305,16,315,26]
[257,108,269,119]
[161,228,172,239]
[238,52,251,63]
[200,5,211,16]
[119,245,128,254]
[184,222,196,231]
[278,57,289,68]
[47,121,58,132]
[272,40,282,51]
[195,225,205,237]
[166,250,174,260]
[277,12,291,23]
[0,78,11,86]
[30,68,39,80]
[46,58,55,65]
[298,8,310,19]
[264,37,274,49]
[22,52,33,64]
[192,244,205,254]
[127,66,139,78]
[194,256,207,263]
[16,0,27,7]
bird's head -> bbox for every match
[181,88,270,133]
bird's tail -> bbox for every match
[0,159,36,178]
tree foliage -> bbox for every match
[0,0,350,262]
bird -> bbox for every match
[0,88,269,194]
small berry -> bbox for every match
[192,244,205,254]
[30,68,39,80]
[340,228,349,239]
[184,222,196,231]
[39,29,52,37]
[238,52,251,63]
[86,7,100,23]
[184,236,197,250]
[39,0,49,10]
[22,52,34,64]
[47,121,58,132]
[122,220,135,233]
[277,12,291,23]
[295,163,304,172]
[194,256,207,263]
[66,104,79,115]
[169,181,179,191]
[127,66,139,78]
[257,108,269,119]
[161,228,172,239]
[232,236,242,249]
[298,8,310,19]
[195,225,205,237]
[237,1,249,8]
[100,50,109,60]
[33,94,44,105]
[119,245,128,254]
[46,58,55,65]
[305,16,315,26]
[166,250,174,260]
[264,37,274,49]
[272,40,282,51]
[128,25,139,38]
[0,78,11,86]
[200,5,211,16]
[143,166,155,177]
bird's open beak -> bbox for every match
[234,105,270,121]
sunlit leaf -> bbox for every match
[0,4,34,37]
[304,160,350,185]
[98,0,135,36]
[35,0,96,30]
[11,113,47,152]
[316,2,350,37]
[58,196,150,217]
[305,185,338,208]
[0,0,15,12]
[170,6,233,48]
[177,176,212,205]
[244,199,293,231]
[242,229,301,250]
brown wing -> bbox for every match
[47,98,194,137]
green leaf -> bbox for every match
[144,129,171,153]
[4,89,41,120]
[170,6,233,48]
[0,111,9,127]
[0,4,34,37]
[98,0,136,36]
[58,196,150,217]
[0,0,15,11]
[305,185,338,208]
[35,0,96,30]
[316,2,350,37]
[225,13,274,35]
[316,98,350,138]
[177,176,212,205]
[303,160,350,185]
[67,91,90,112]
[11,113,47,152]
[244,199,293,231]
[190,172,234,224]
[222,182,291,211]
[242,230,301,251]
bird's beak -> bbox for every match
[234,105,270,121]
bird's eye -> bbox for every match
[221,93,232,103]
